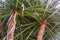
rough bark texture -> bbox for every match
[37,20,47,40]
[6,10,18,40]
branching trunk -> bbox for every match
[6,10,18,40]
[37,20,47,40]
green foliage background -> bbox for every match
[0,0,60,40]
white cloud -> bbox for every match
[55,4,60,9]
[1,0,5,2]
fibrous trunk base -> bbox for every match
[37,20,47,40]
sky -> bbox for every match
[1,0,5,2]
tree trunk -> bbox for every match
[37,20,47,40]
[6,10,18,40]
